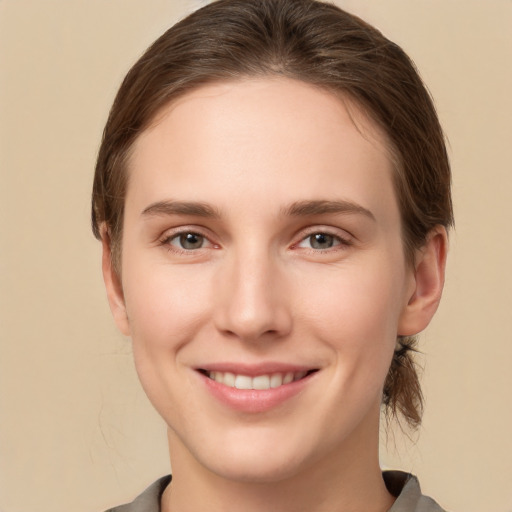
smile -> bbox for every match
[197,367,319,412]
[203,370,315,390]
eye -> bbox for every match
[297,232,347,250]
[168,232,208,250]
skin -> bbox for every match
[102,78,447,512]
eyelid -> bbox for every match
[291,225,354,250]
[158,225,219,252]
[156,224,354,253]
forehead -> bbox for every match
[126,78,398,225]
[142,78,393,165]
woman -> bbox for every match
[92,0,452,510]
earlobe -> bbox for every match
[398,226,448,336]
[101,225,131,336]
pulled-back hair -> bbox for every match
[92,0,453,428]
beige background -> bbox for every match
[1,1,511,511]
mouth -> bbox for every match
[198,369,318,390]
[196,365,319,412]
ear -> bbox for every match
[398,226,448,336]
[101,225,131,336]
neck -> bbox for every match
[161,416,394,512]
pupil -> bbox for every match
[180,233,203,249]
[311,233,333,249]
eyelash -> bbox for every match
[159,227,353,255]
[159,228,215,255]
[293,230,353,252]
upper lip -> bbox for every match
[195,362,318,377]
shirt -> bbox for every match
[104,471,447,511]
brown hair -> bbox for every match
[92,0,453,428]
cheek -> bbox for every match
[121,264,215,415]
[297,260,403,367]
[122,260,213,353]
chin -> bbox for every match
[208,453,307,484]
[189,425,333,485]
[171,425,307,484]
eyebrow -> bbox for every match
[141,199,375,221]
[282,200,375,220]
[141,200,221,219]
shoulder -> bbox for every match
[103,475,171,512]
[384,471,448,512]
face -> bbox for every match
[104,78,438,482]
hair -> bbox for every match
[92,0,453,428]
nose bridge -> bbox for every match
[214,242,291,341]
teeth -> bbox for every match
[223,372,235,387]
[270,374,283,388]
[252,375,270,390]
[294,371,307,381]
[283,372,294,384]
[234,375,252,390]
[207,370,311,390]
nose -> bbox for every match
[213,249,293,343]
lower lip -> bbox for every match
[199,372,315,413]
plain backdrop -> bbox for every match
[1,1,511,511]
